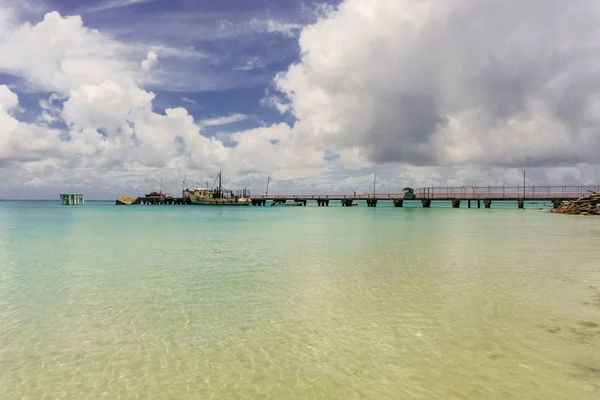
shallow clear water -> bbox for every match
[1,200,600,399]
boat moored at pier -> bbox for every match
[189,171,251,206]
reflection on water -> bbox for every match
[0,201,599,399]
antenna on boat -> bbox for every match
[266,176,271,196]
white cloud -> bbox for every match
[0,8,318,194]
[2,0,600,198]
[0,84,18,109]
[147,45,206,60]
[249,19,302,38]
[79,0,157,14]
[181,97,196,104]
[141,50,158,71]
[200,114,247,127]
[0,10,228,173]
[234,57,264,71]
[37,93,65,124]
[272,0,600,168]
[0,85,68,163]
[0,11,135,94]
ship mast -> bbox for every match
[218,169,222,194]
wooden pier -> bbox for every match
[118,185,600,209]
[249,185,600,208]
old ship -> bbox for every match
[189,171,251,206]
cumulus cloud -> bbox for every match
[2,0,600,198]
[0,84,18,109]
[0,11,135,93]
[0,85,67,163]
[140,50,158,71]
[0,10,225,174]
[0,7,323,194]
[273,0,600,168]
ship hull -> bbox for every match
[189,195,251,206]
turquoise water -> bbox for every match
[1,200,600,399]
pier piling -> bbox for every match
[552,199,563,208]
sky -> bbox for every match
[1,0,600,199]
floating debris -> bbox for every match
[552,191,600,215]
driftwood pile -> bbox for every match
[552,191,600,215]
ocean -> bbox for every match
[1,200,599,399]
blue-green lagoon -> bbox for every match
[1,200,600,399]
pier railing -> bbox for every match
[250,185,600,200]
[415,185,600,200]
